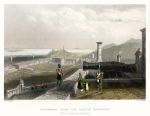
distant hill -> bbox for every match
[48,49,83,59]
[102,38,142,63]
[48,39,142,63]
[102,43,116,50]
[82,38,142,64]
[125,38,141,43]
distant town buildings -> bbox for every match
[50,57,65,65]
[50,57,77,66]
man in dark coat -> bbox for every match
[56,64,63,87]
[77,72,84,91]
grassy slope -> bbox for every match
[48,50,83,59]
[74,83,145,99]
[4,63,79,90]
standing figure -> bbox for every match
[83,81,89,93]
[96,70,103,93]
[56,64,63,87]
[77,73,84,91]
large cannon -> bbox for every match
[83,61,136,72]
[83,61,137,79]
[82,61,145,84]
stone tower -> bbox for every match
[140,28,146,78]
[96,42,102,62]
[117,54,121,62]
[135,48,142,74]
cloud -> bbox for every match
[5,5,145,49]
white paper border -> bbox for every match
[0,0,150,116]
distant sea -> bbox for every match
[4,48,95,56]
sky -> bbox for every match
[4,5,145,49]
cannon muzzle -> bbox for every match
[83,61,100,70]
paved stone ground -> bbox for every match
[35,69,86,100]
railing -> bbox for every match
[6,83,49,99]
[6,85,22,99]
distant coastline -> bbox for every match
[4,48,95,57]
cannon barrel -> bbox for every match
[82,61,144,84]
[83,61,136,73]
[83,61,100,70]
